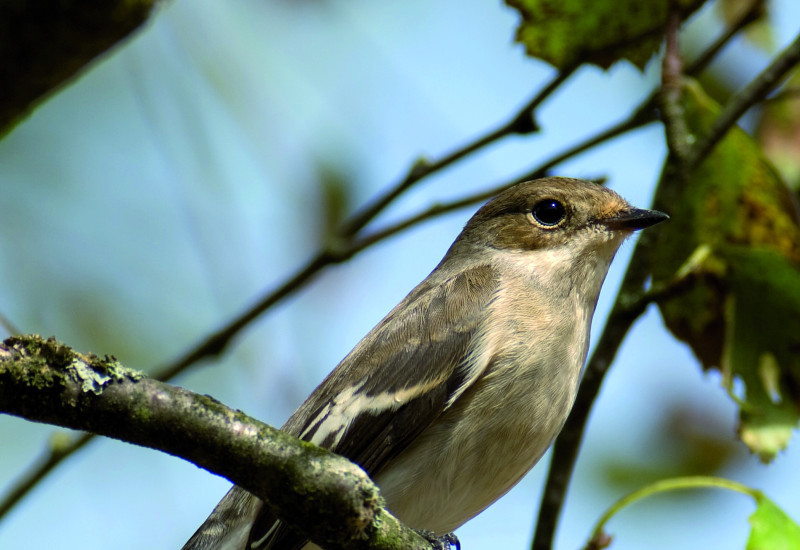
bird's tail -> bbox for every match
[182,487,262,550]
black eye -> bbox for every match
[531,199,566,226]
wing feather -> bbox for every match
[285,263,498,462]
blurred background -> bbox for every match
[1,1,799,549]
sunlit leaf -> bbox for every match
[504,0,707,70]
[748,493,800,550]
[653,79,800,461]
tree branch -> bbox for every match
[0,335,431,550]
[0,0,158,136]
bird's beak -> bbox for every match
[600,207,670,231]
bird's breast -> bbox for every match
[374,277,591,534]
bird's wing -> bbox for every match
[284,262,499,471]
[183,263,499,550]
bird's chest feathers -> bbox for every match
[381,248,612,531]
[481,258,596,398]
[437,267,594,490]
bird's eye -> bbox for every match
[531,199,566,226]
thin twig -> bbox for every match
[0,308,20,337]
[762,86,800,104]
[0,432,92,519]
[685,5,761,74]
[338,66,578,237]
[516,105,659,184]
[660,7,691,161]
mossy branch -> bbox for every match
[0,335,430,550]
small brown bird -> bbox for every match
[182,176,668,550]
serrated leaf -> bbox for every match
[748,494,800,550]
[652,79,800,461]
[504,0,707,70]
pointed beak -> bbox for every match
[600,207,669,231]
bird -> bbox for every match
[182,176,668,550]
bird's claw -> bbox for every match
[414,529,461,550]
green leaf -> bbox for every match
[748,494,800,550]
[652,80,800,461]
[504,0,707,70]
